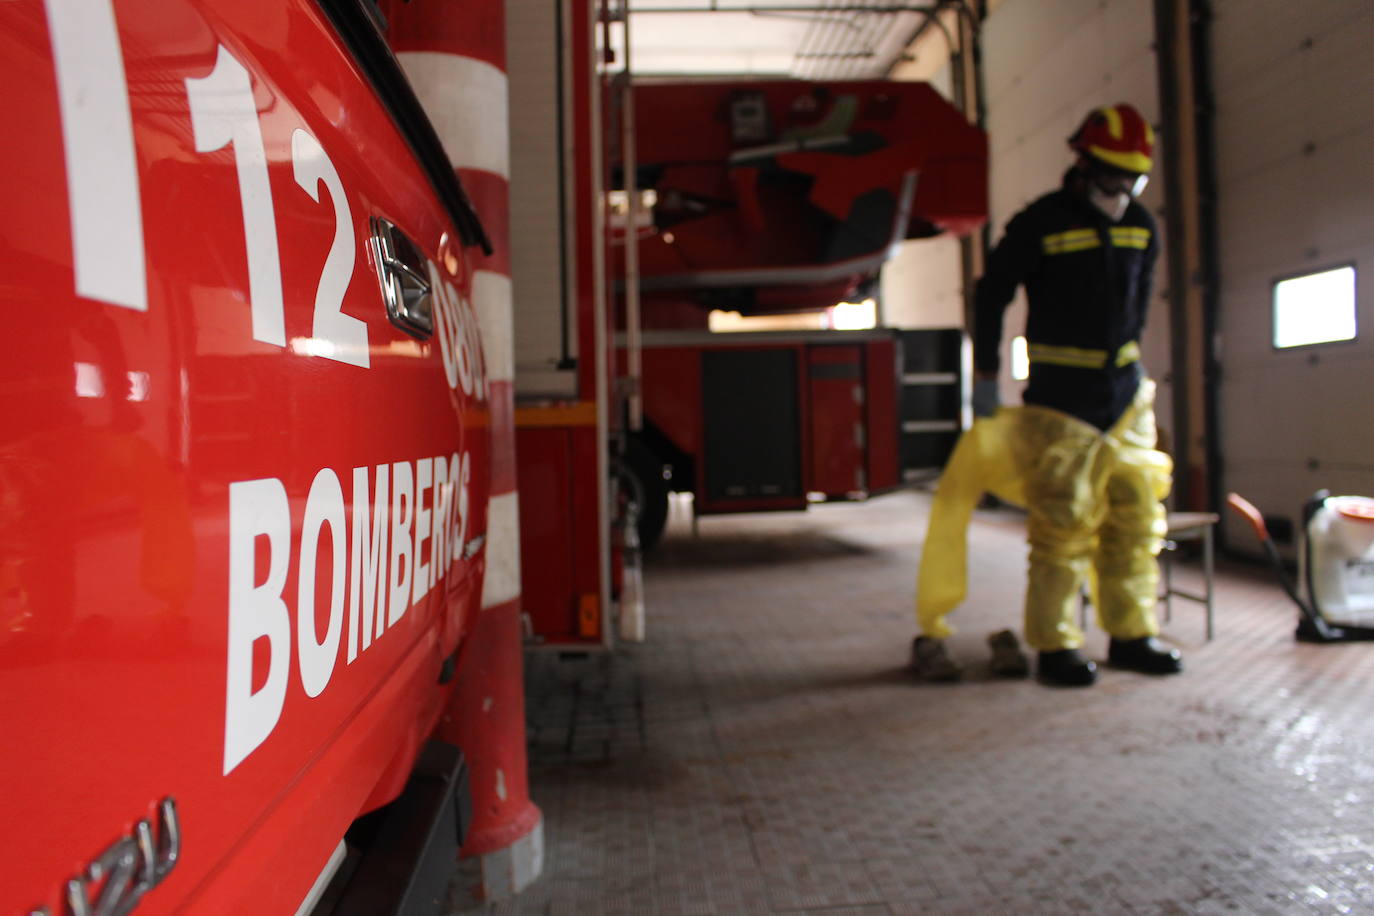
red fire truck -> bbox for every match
[620,79,987,546]
[1,0,985,909]
[510,12,988,648]
[2,0,526,912]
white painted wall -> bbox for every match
[1212,1,1374,546]
[880,232,965,329]
[979,0,1173,442]
[881,56,966,330]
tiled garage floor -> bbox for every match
[457,490,1374,914]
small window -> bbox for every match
[1010,336,1030,381]
[1273,265,1357,349]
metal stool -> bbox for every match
[1160,511,1221,641]
[1076,511,1221,639]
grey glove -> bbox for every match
[972,378,1000,418]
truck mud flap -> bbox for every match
[322,740,472,916]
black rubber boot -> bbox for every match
[1037,649,1098,687]
[1108,636,1183,674]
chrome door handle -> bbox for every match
[369,216,433,339]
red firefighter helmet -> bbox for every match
[1068,103,1154,175]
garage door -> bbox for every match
[1212,1,1374,550]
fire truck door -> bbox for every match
[808,344,867,496]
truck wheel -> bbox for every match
[623,438,670,551]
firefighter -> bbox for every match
[911,103,1181,686]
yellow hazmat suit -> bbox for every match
[916,380,1172,651]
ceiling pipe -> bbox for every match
[618,4,938,15]
[803,0,862,79]
[790,0,834,78]
[796,0,901,79]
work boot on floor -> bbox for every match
[911,636,962,682]
[987,629,1029,677]
[1037,649,1097,687]
[1108,636,1183,674]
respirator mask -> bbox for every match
[1087,168,1148,222]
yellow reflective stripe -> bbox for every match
[1044,229,1097,246]
[1028,343,1108,368]
[1102,106,1123,140]
[1088,145,1153,174]
[1111,226,1151,249]
[1027,341,1141,370]
[1042,228,1100,255]
[1115,340,1141,366]
[1029,353,1104,368]
[1045,237,1101,255]
[1042,227,1151,254]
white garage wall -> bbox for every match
[1212,1,1374,547]
[979,0,1174,443]
[881,60,966,330]
[880,232,965,329]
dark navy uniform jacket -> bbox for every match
[973,181,1160,431]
